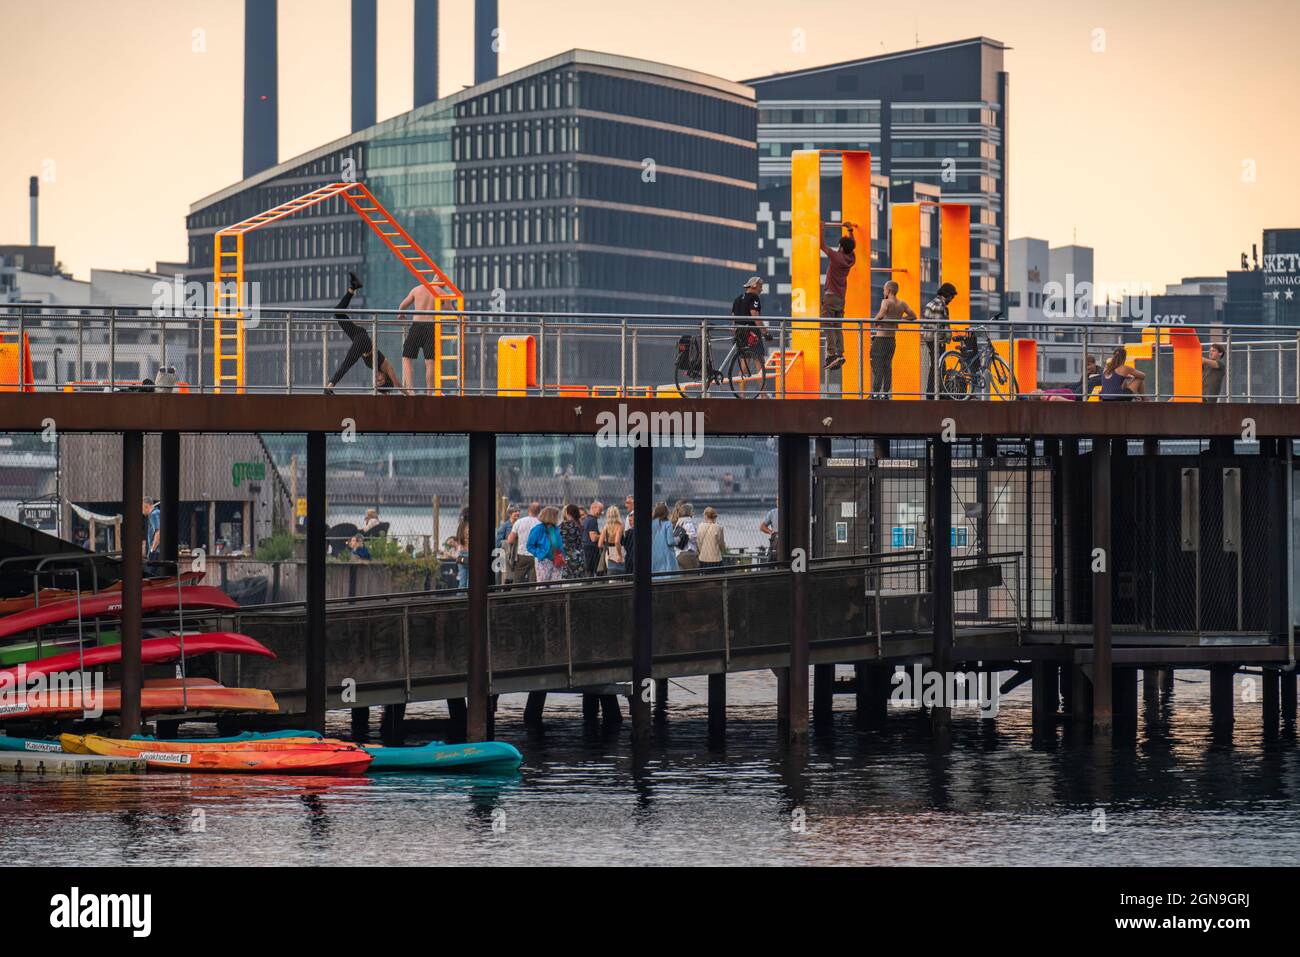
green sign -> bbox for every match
[232,461,266,488]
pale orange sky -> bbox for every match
[4,0,1298,291]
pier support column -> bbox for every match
[351,707,370,740]
[1210,666,1235,730]
[380,703,405,744]
[1031,661,1058,735]
[1113,666,1138,727]
[1142,668,1161,707]
[855,663,891,727]
[118,430,144,736]
[523,691,547,727]
[1091,438,1113,734]
[654,678,669,722]
[1263,668,1281,737]
[779,434,811,741]
[466,432,495,742]
[631,443,653,744]
[159,430,180,566]
[931,437,953,734]
[582,694,600,723]
[305,431,327,733]
[1069,663,1093,729]
[1283,670,1297,725]
[814,664,835,727]
[708,672,726,740]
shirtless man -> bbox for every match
[397,282,442,394]
[870,280,918,398]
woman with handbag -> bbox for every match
[674,502,700,571]
[526,506,566,583]
[697,507,726,571]
[651,503,677,574]
[601,506,626,575]
[558,504,587,580]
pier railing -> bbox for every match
[1,305,1297,403]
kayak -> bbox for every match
[0,632,274,683]
[363,740,522,773]
[72,735,332,753]
[0,586,239,640]
[130,729,321,744]
[0,677,278,721]
[0,736,65,753]
[79,735,372,775]
[0,571,206,617]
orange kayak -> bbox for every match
[67,735,335,753]
[80,735,372,775]
[0,677,278,721]
[0,572,206,617]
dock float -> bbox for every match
[0,752,147,774]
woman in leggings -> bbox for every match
[325,272,403,393]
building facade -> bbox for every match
[747,37,1009,321]
[186,50,757,388]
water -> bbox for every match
[2,669,1299,866]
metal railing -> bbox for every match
[3,304,1297,403]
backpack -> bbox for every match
[675,335,701,374]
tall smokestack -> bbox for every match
[243,0,278,179]
[474,0,498,85]
[29,176,38,246]
[413,0,439,108]
[351,0,376,131]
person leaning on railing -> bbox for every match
[922,282,958,398]
[1202,343,1226,403]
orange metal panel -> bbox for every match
[891,204,922,400]
[1167,326,1203,402]
[497,335,536,396]
[840,151,872,399]
[939,204,970,329]
[790,150,822,398]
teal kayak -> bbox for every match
[130,730,323,743]
[0,737,65,753]
[363,740,522,773]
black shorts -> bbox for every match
[402,322,437,360]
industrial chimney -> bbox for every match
[243,0,279,179]
[413,0,439,108]
[352,0,377,131]
[474,0,498,84]
[29,176,38,246]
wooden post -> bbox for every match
[855,662,890,728]
[118,430,144,736]
[814,664,835,726]
[524,691,547,727]
[708,672,726,740]
[1210,666,1235,730]
[160,430,180,564]
[351,707,370,740]
[631,443,653,743]
[1091,438,1113,734]
[1113,666,1138,727]
[654,677,668,722]
[780,434,811,741]
[1031,661,1058,735]
[1263,668,1281,737]
[305,431,327,733]
[1283,670,1297,725]
[932,436,953,733]
[466,432,495,741]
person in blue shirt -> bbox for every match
[650,502,677,574]
[348,535,372,561]
[143,498,161,561]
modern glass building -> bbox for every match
[186,50,757,387]
[746,37,1009,322]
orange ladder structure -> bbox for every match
[212,181,464,393]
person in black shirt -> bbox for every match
[731,276,768,395]
[325,272,402,394]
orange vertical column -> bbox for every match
[891,204,922,400]
[840,151,873,399]
[939,204,971,329]
[790,150,822,398]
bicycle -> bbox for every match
[674,325,769,398]
[936,325,1019,400]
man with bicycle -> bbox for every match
[922,282,958,399]
[731,277,768,395]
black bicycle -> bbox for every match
[937,326,1019,400]
[674,326,769,398]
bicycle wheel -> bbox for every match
[673,348,703,397]
[726,347,767,398]
[986,354,1019,400]
[937,350,973,399]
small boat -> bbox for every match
[0,586,239,640]
[0,677,278,721]
[0,736,65,753]
[0,632,274,683]
[79,735,372,776]
[74,735,332,753]
[130,729,322,744]
[0,571,206,617]
[363,740,522,773]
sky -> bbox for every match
[3,0,1298,291]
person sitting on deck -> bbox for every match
[1098,346,1146,401]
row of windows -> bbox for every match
[452,116,579,161]
[453,206,579,249]
[191,221,365,268]
[902,173,1001,195]
[761,140,876,157]
[581,117,756,181]
[457,251,577,293]
[892,140,997,159]
[581,73,755,141]
[454,250,742,302]
[892,107,998,126]
[457,71,574,118]
[247,264,353,303]
[185,148,366,232]
[576,162,754,220]
[758,108,880,125]
[369,130,452,170]
[456,162,573,206]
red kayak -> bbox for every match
[0,632,274,683]
[0,586,238,640]
[0,677,278,721]
[0,570,206,617]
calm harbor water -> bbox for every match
[2,669,1299,866]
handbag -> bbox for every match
[596,540,608,575]
[676,550,700,571]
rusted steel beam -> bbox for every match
[3,394,1298,438]
[466,431,494,742]
[118,430,144,736]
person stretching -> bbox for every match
[325,272,402,393]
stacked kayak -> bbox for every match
[0,677,278,721]
[0,570,206,617]
[0,586,238,641]
[0,633,274,682]
[66,734,372,776]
